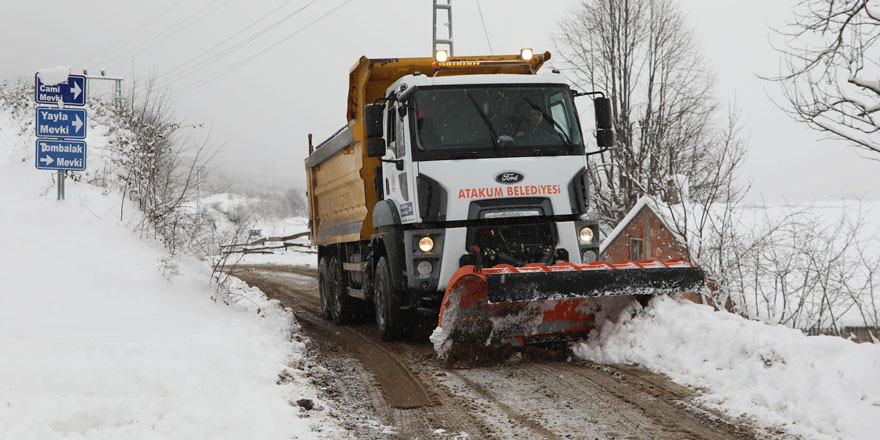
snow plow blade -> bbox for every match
[432,260,704,360]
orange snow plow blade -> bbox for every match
[432,260,704,359]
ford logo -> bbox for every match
[495,172,524,184]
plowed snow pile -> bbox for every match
[0,92,341,438]
[573,296,880,440]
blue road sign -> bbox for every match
[34,74,86,106]
[35,107,87,139]
[35,139,87,171]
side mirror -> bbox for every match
[594,97,613,130]
[364,104,385,139]
[596,130,615,148]
[366,138,386,158]
[594,97,615,148]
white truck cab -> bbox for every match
[367,73,601,297]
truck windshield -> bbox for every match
[409,84,585,161]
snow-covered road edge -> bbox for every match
[219,275,351,438]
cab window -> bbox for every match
[395,109,406,157]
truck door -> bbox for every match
[383,104,417,223]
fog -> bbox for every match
[3,0,878,201]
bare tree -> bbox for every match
[703,200,880,337]
[657,108,749,309]
[106,76,215,257]
[555,0,745,230]
[774,0,880,157]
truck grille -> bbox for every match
[473,223,554,249]
[466,222,558,267]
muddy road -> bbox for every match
[230,264,770,440]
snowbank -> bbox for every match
[573,296,880,440]
[0,87,341,438]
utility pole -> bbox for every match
[433,0,453,56]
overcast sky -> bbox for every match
[3,0,878,202]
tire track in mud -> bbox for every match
[229,264,765,440]
[229,266,431,408]
[228,265,494,439]
[437,360,762,439]
[446,369,560,439]
[537,362,752,439]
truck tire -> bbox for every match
[374,256,413,341]
[318,257,334,320]
[330,255,356,325]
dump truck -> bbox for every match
[305,50,704,358]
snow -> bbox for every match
[7,73,880,439]
[573,296,880,440]
[430,305,456,359]
[0,89,343,438]
[36,66,71,86]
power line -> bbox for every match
[158,0,298,81]
[475,0,493,55]
[92,0,218,67]
[176,0,352,96]
[158,0,318,88]
[77,0,186,67]
[98,0,236,69]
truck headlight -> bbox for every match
[520,48,534,61]
[419,236,435,252]
[435,49,449,62]
[578,227,594,243]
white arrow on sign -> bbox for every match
[40,155,54,166]
[70,80,82,100]
[72,115,83,133]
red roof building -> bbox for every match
[599,196,729,310]
[600,196,689,263]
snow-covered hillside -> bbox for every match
[199,192,315,268]
[0,85,341,438]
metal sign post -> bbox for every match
[82,70,124,108]
[57,170,65,200]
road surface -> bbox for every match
[230,264,771,440]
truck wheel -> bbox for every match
[330,255,356,325]
[374,256,412,341]
[318,257,334,320]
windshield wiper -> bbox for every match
[523,98,575,150]
[465,92,500,150]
